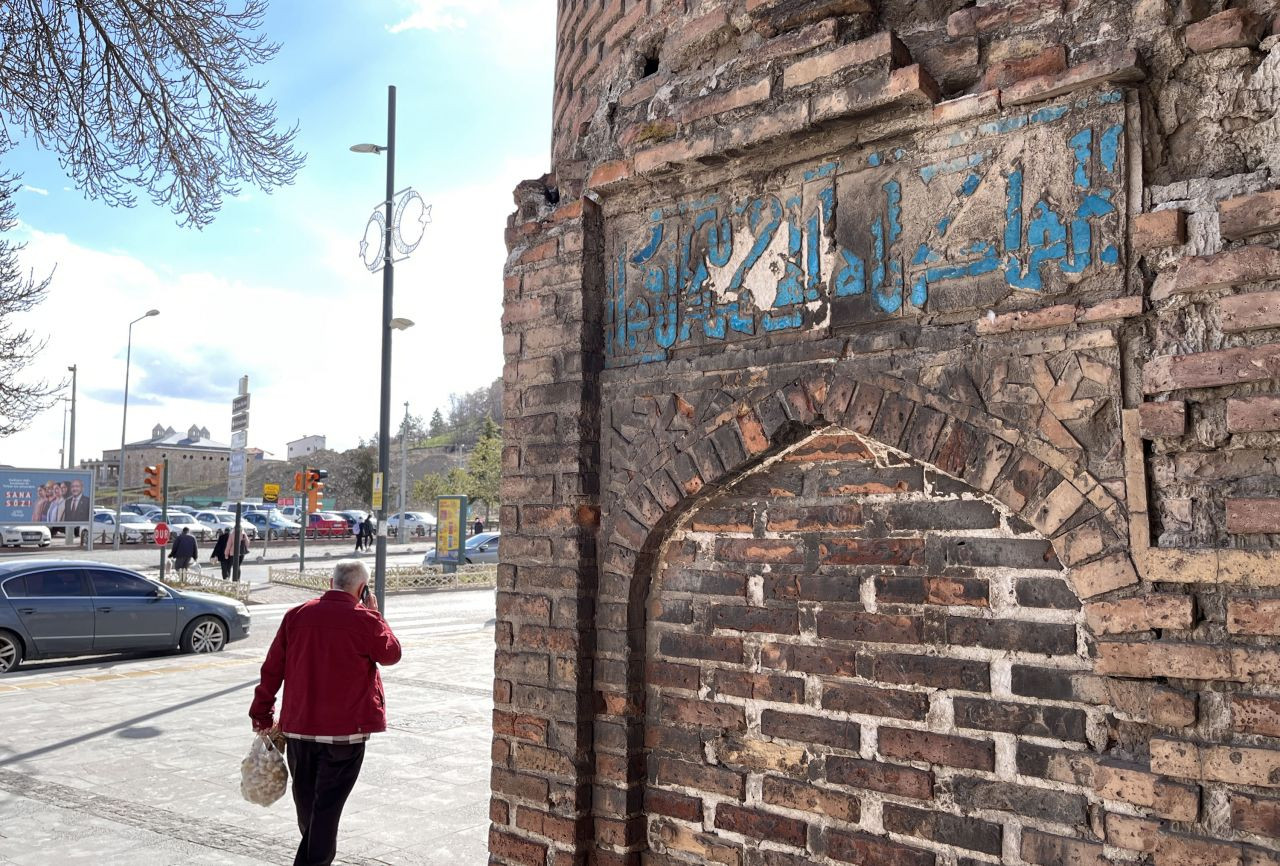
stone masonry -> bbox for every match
[495,2,1280,864]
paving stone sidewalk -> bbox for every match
[0,601,494,865]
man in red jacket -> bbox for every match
[249,560,401,866]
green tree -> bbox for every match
[467,416,502,522]
[411,472,448,509]
[428,409,445,438]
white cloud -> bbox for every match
[388,0,474,33]
[21,184,48,196]
[387,0,555,68]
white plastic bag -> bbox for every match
[240,734,288,806]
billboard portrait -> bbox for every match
[0,468,96,525]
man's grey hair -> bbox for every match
[332,560,369,592]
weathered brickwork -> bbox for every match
[494,1,1280,864]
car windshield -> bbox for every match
[466,533,499,549]
[168,515,193,523]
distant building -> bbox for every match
[91,423,230,489]
[287,435,326,461]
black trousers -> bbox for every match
[285,739,366,866]
[218,558,232,579]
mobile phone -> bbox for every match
[360,585,371,605]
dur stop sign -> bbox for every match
[153,522,169,546]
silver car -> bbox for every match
[423,531,500,565]
[193,511,258,540]
[0,559,251,673]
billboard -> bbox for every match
[436,495,466,565]
[0,468,96,525]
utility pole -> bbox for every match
[374,85,396,611]
[299,464,308,573]
[158,458,169,582]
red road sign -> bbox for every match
[154,523,170,546]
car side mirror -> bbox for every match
[152,588,167,598]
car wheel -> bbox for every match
[269,529,279,540]
[182,616,227,654]
[0,630,23,673]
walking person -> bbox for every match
[353,515,364,552]
[169,527,199,573]
[360,516,374,551]
[249,560,401,866]
[211,528,233,579]
[228,527,250,581]
[472,516,483,537]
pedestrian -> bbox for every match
[353,515,364,552]
[228,528,251,581]
[360,516,374,550]
[211,529,232,579]
[472,516,483,536]
[249,560,401,866]
[169,527,199,572]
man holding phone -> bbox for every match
[249,560,401,866]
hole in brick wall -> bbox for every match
[641,53,659,78]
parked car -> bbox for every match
[167,505,197,516]
[0,525,52,548]
[242,511,301,540]
[334,511,364,532]
[91,512,155,544]
[122,503,161,518]
[386,511,436,537]
[424,531,500,565]
[306,512,349,538]
[0,559,250,673]
[156,512,215,542]
[193,511,258,540]
[279,506,302,520]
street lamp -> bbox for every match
[67,364,77,469]
[115,309,159,550]
[351,85,397,611]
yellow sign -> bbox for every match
[437,496,463,560]
[262,483,280,503]
[371,473,384,509]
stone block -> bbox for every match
[977,45,1066,92]
[1085,595,1194,634]
[747,0,874,38]
[678,77,772,124]
[1220,189,1280,240]
[1160,245,1280,298]
[1002,49,1144,106]
[1152,737,1280,788]
[1227,599,1280,635]
[810,64,939,124]
[782,31,909,90]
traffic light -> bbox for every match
[143,465,163,500]
[307,487,322,514]
[293,471,304,492]
[305,469,327,513]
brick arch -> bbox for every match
[590,372,1132,861]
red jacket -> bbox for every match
[249,591,401,736]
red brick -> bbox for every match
[819,537,923,565]
[1085,595,1194,635]
[1165,245,1280,296]
[821,682,929,721]
[827,829,936,866]
[1233,792,1280,838]
[1133,209,1188,251]
[1232,695,1280,737]
[1152,737,1280,788]
[658,632,743,664]
[1220,291,1280,333]
[515,806,578,844]
[878,728,995,771]
[1153,832,1244,866]
[1021,828,1108,865]
[711,670,804,703]
[710,604,799,635]
[1186,8,1265,54]
[634,134,717,174]
[761,776,860,822]
[1228,599,1280,634]
[678,77,772,124]
[872,653,990,691]
[654,758,745,798]
[1002,49,1144,106]
[662,695,746,731]
[827,756,934,799]
[810,64,939,123]
[1144,344,1280,394]
[747,0,873,38]
[587,159,631,189]
[714,803,807,847]
[977,45,1066,91]
[1228,499,1280,534]
[882,803,1001,855]
[716,538,804,563]
[815,611,922,644]
[782,31,907,90]
[489,828,548,865]
[766,504,863,531]
[761,709,860,750]
[1138,401,1187,437]
[947,0,1062,37]
[646,788,703,822]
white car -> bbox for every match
[194,511,259,540]
[159,512,216,542]
[386,511,436,537]
[91,512,156,544]
[0,525,52,548]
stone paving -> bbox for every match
[0,591,495,865]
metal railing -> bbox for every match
[268,563,496,593]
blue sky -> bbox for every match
[2,0,554,472]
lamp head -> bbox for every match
[389,317,415,331]
[145,309,160,317]
[350,143,385,155]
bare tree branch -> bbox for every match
[0,172,56,436]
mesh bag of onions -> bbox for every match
[241,734,288,806]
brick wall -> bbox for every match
[496,1,1280,863]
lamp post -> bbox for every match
[59,397,69,469]
[352,85,397,611]
[67,364,77,469]
[115,309,159,550]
